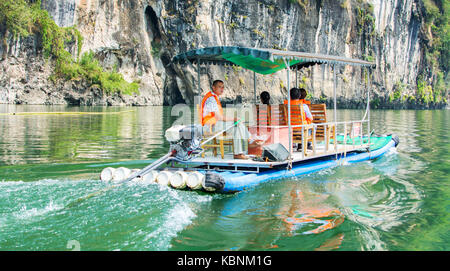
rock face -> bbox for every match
[0,0,447,108]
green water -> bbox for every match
[0,105,448,251]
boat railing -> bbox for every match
[253,119,369,160]
[259,119,368,127]
[293,119,369,159]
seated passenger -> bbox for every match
[299,88,311,105]
[260,91,271,105]
[284,88,313,124]
[257,91,271,126]
[284,87,301,105]
[200,80,265,160]
[285,88,313,151]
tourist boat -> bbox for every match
[100,46,399,193]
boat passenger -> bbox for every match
[200,80,263,160]
[284,87,301,105]
[284,88,313,124]
[255,91,271,126]
[299,88,311,105]
[260,91,271,105]
[285,88,314,151]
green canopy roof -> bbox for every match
[172,46,376,75]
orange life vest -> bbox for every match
[200,91,223,126]
[300,99,312,124]
[283,99,302,105]
[283,99,311,124]
[299,99,311,105]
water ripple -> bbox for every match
[0,107,448,250]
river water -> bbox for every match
[0,105,448,251]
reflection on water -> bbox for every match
[0,106,448,251]
[277,189,344,236]
[0,105,168,166]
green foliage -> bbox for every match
[390,81,406,101]
[252,28,266,39]
[69,26,84,59]
[417,78,435,104]
[423,0,440,23]
[298,77,308,89]
[0,0,33,37]
[356,3,376,37]
[60,51,139,95]
[272,44,284,50]
[364,54,375,62]
[421,0,449,86]
[340,0,349,9]
[289,0,309,13]
[434,71,447,100]
[151,40,162,57]
[0,0,138,95]
[227,22,238,29]
[232,65,242,74]
[370,97,380,108]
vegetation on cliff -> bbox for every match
[0,0,448,107]
[420,0,449,105]
[345,0,448,108]
[281,0,448,108]
[423,0,449,72]
[0,0,139,95]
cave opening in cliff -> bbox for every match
[163,79,185,106]
[145,6,161,43]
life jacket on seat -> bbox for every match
[200,91,223,126]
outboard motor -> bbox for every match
[165,125,204,161]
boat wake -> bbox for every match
[0,178,212,250]
[327,151,423,250]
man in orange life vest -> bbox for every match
[200,80,261,160]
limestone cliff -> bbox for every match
[0,0,448,108]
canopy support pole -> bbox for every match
[365,67,371,152]
[253,71,257,104]
[296,68,298,88]
[196,59,201,125]
[333,64,337,123]
[284,59,292,168]
[333,65,338,159]
[197,58,201,94]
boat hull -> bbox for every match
[210,134,398,193]
[101,135,399,193]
